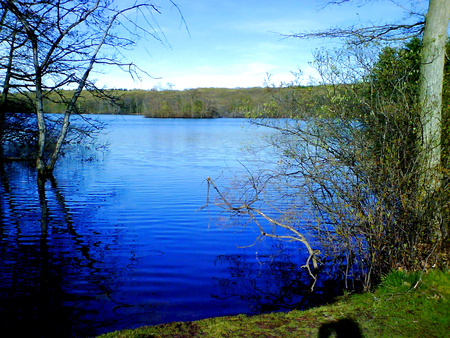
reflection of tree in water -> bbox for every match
[213,242,354,314]
[0,162,145,337]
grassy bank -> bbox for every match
[98,269,449,337]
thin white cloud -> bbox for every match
[94,0,419,90]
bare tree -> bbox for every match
[0,7,30,159]
[0,0,181,175]
[290,0,449,199]
[206,0,449,290]
[286,0,450,265]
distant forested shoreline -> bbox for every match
[37,86,320,118]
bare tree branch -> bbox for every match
[205,176,319,287]
[284,21,425,44]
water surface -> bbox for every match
[0,116,341,337]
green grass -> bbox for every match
[98,269,449,337]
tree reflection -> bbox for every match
[38,174,98,266]
[213,243,353,314]
[0,162,140,337]
[1,163,73,336]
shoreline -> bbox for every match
[97,269,449,337]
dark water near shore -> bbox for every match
[0,116,344,337]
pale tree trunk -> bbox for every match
[6,0,48,174]
[35,85,47,174]
[32,41,47,175]
[46,13,118,173]
[418,0,450,240]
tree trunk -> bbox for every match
[46,13,117,173]
[418,0,450,240]
[0,22,16,160]
[7,0,48,175]
[33,47,47,175]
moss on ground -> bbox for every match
[98,269,449,337]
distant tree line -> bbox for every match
[38,86,320,118]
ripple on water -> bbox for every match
[0,117,331,337]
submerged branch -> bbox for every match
[205,176,319,285]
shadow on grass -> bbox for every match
[318,318,362,338]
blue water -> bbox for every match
[0,116,342,337]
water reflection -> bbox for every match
[1,163,78,337]
[0,163,133,337]
[38,175,97,265]
[213,243,349,315]
[0,117,350,337]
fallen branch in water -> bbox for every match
[204,176,320,289]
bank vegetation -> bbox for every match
[29,86,322,118]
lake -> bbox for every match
[0,116,345,337]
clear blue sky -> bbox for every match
[96,0,428,90]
